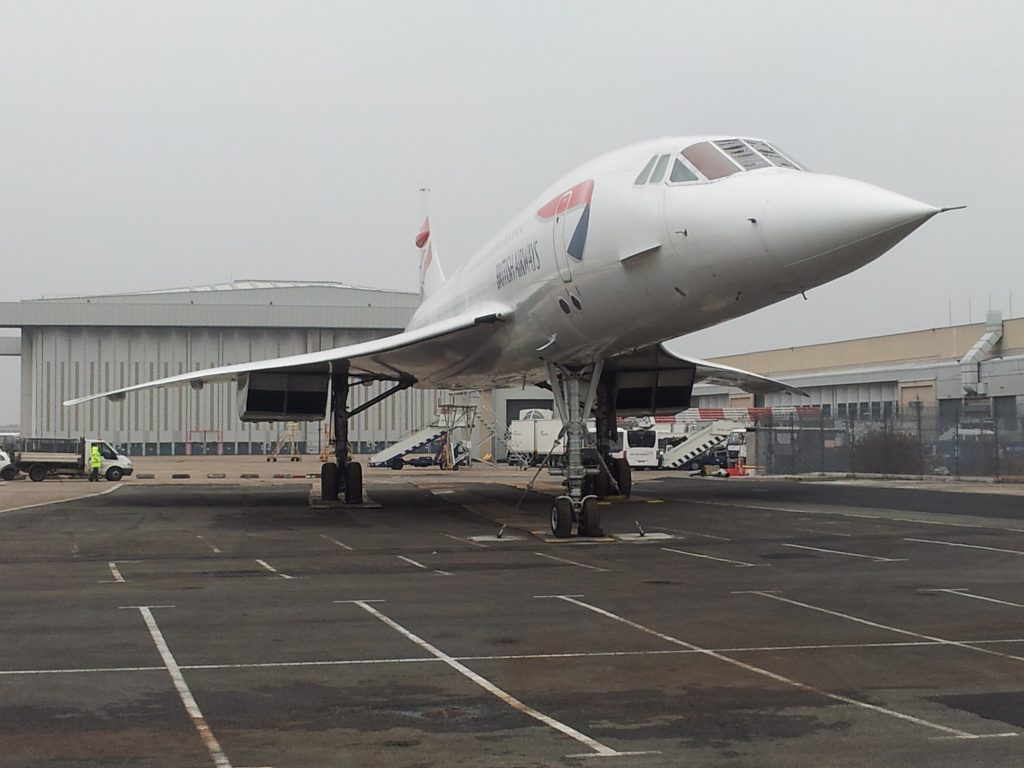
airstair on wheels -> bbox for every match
[368,394,477,469]
[660,423,727,469]
[466,391,533,468]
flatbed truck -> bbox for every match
[12,437,134,482]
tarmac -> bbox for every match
[2,461,1024,767]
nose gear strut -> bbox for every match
[546,361,607,538]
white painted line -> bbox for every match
[441,533,489,548]
[797,528,852,537]
[650,525,731,541]
[549,595,995,740]
[661,547,768,568]
[747,591,1024,667]
[11,636,1024,678]
[320,534,353,551]
[905,538,1024,556]
[694,498,1024,534]
[255,559,294,580]
[136,606,234,767]
[397,555,428,569]
[470,534,524,542]
[534,552,609,572]
[347,600,653,758]
[197,535,222,554]
[0,484,122,516]
[923,589,1024,609]
[107,562,127,583]
[782,543,905,562]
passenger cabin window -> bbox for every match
[682,142,742,180]
[648,154,671,183]
[669,158,698,182]
[634,155,658,185]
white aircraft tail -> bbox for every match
[416,217,446,301]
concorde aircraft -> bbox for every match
[66,136,958,537]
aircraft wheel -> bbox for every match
[321,462,340,501]
[28,464,47,482]
[595,466,611,498]
[579,496,603,537]
[613,458,632,498]
[344,462,363,504]
[551,497,573,538]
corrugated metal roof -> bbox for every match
[35,279,415,301]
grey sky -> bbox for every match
[2,1,1022,425]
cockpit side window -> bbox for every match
[634,155,658,185]
[681,142,742,180]
[648,154,671,183]
[669,157,699,183]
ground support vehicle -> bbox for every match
[0,449,15,481]
[13,437,134,482]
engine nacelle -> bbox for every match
[237,372,329,422]
[606,367,695,417]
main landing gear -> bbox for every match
[321,363,412,505]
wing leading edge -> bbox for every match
[63,304,511,407]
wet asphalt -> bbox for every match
[2,476,1024,767]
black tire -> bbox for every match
[28,464,47,482]
[321,462,340,501]
[389,456,404,470]
[595,465,612,498]
[579,496,603,537]
[551,497,573,538]
[105,467,123,482]
[1,466,16,481]
[581,475,596,497]
[614,458,632,498]
[344,461,363,504]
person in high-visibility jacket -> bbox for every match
[89,444,103,482]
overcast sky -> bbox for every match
[2,1,1022,425]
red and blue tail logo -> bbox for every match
[536,179,594,261]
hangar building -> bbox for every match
[691,311,1024,422]
[0,281,444,456]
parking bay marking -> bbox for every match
[10,636,1024,678]
[661,547,767,568]
[692,498,1024,534]
[135,606,235,768]
[905,538,1024,557]
[921,589,1024,609]
[396,554,451,576]
[534,552,609,572]
[746,590,1024,674]
[197,535,222,554]
[101,560,141,583]
[782,543,906,562]
[543,594,1013,740]
[255,559,294,580]
[320,534,354,551]
[339,599,656,759]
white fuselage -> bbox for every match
[406,136,939,389]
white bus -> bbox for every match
[615,428,659,469]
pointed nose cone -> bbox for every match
[764,175,940,277]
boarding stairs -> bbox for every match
[368,399,476,468]
[661,424,727,469]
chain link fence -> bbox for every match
[752,403,1024,479]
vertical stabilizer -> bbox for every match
[416,216,446,301]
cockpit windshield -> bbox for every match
[683,138,804,179]
[635,138,804,186]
